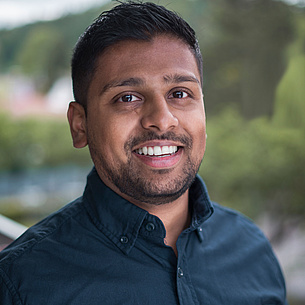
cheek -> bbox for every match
[181,109,206,136]
[86,105,135,161]
[102,114,138,154]
[196,123,207,152]
[184,112,206,154]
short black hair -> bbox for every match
[71,1,203,108]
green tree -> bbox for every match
[203,0,294,118]
[17,26,69,92]
[0,113,91,171]
[273,15,305,129]
[199,107,305,242]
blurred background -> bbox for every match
[0,0,304,303]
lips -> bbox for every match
[128,132,190,169]
[132,143,182,168]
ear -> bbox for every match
[67,102,88,148]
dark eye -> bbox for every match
[172,91,188,99]
[117,94,140,103]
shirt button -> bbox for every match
[120,236,129,244]
[145,222,155,232]
[177,267,184,278]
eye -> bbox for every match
[117,94,141,103]
[170,91,189,99]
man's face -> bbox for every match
[70,35,206,206]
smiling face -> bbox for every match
[68,35,206,206]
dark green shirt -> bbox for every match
[0,168,287,304]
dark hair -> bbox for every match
[71,1,203,108]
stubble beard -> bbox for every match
[88,131,203,205]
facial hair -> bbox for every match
[88,131,203,205]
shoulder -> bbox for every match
[0,196,87,304]
[0,196,84,269]
[196,203,287,303]
[204,202,275,255]
[209,202,265,236]
[205,202,282,267]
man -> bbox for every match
[0,1,287,304]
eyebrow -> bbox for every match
[100,77,145,95]
[163,73,200,85]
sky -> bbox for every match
[0,0,110,29]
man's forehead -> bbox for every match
[98,34,194,62]
[93,35,200,82]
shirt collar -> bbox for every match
[83,167,213,254]
[83,167,148,255]
[189,174,214,230]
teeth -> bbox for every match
[135,145,178,156]
[154,146,162,155]
[162,146,169,154]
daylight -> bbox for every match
[0,0,110,29]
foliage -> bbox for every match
[201,0,294,118]
[273,14,305,129]
[0,4,111,92]
[273,54,305,128]
[199,107,305,221]
[17,26,69,92]
[0,113,91,171]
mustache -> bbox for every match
[125,131,193,151]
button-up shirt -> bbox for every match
[0,168,287,304]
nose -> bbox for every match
[140,96,178,132]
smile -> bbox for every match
[134,145,178,157]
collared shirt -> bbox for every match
[0,168,287,305]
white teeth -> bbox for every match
[148,147,154,155]
[162,146,169,154]
[154,146,162,156]
[135,145,178,156]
